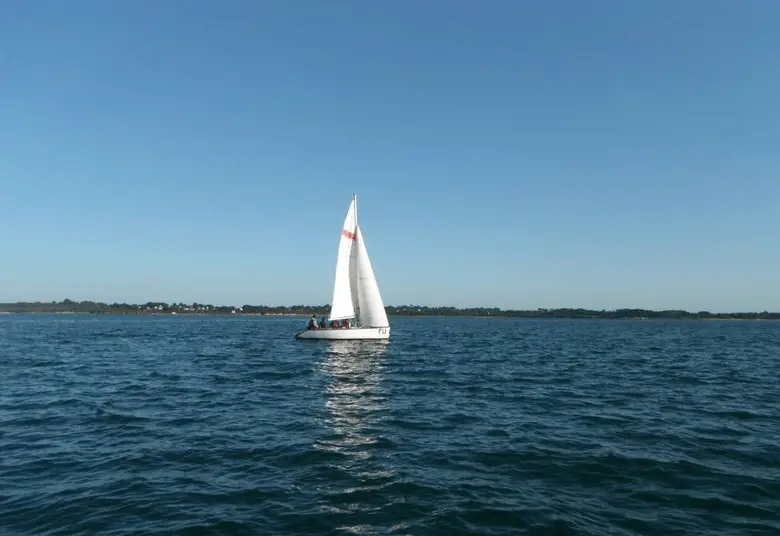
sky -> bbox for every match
[1,0,778,312]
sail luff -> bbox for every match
[348,230,359,318]
[353,193,360,322]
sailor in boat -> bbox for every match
[342,319,351,329]
[307,314,318,330]
[329,319,340,329]
[319,316,327,329]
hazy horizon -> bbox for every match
[1,297,777,315]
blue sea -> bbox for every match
[1,315,779,535]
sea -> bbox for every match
[1,314,778,535]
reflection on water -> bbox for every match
[317,341,389,458]
[314,341,395,532]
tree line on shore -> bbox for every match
[0,300,778,319]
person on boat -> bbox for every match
[330,319,340,329]
[307,314,318,330]
[319,316,327,328]
[342,319,350,329]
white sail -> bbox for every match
[355,225,389,328]
[329,199,357,320]
[296,194,391,340]
[348,234,359,317]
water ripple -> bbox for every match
[1,315,779,535]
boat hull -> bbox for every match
[295,326,390,340]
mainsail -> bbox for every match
[329,199,357,320]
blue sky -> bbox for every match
[1,0,778,312]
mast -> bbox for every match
[353,193,360,324]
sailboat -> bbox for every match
[295,194,391,340]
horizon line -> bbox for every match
[1,300,778,315]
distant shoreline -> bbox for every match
[0,301,778,320]
[2,312,778,321]
[2,311,778,321]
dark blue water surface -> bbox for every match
[1,315,779,535]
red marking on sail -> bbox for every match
[342,229,356,240]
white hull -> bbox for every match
[295,326,390,340]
